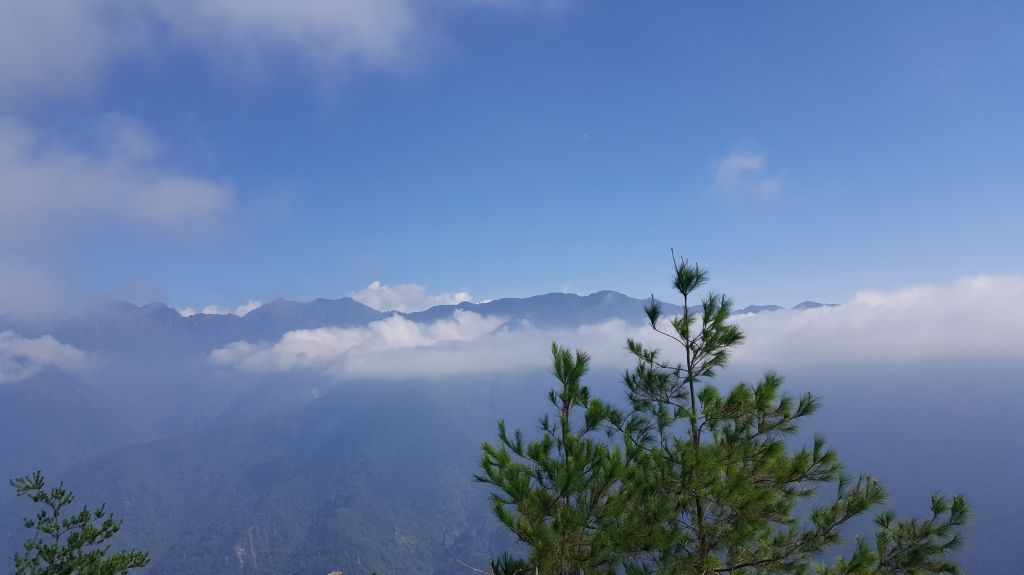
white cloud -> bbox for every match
[331,318,642,380]
[178,299,264,318]
[731,275,1024,367]
[0,331,91,384]
[226,299,264,317]
[0,0,146,108]
[0,0,417,106]
[211,276,1024,381]
[0,0,571,106]
[210,309,509,376]
[350,281,472,312]
[0,117,232,246]
[148,0,420,80]
[714,144,782,197]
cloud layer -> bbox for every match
[0,0,569,106]
[0,0,416,105]
[0,331,91,384]
[211,275,1024,381]
[210,309,508,377]
[0,117,232,247]
[732,275,1024,367]
[0,0,142,107]
[350,281,473,312]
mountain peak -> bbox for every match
[791,300,838,310]
[736,304,784,315]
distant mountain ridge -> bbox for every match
[0,289,838,483]
[0,292,838,356]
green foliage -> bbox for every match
[489,552,534,575]
[10,471,149,575]
[0,382,518,575]
[478,257,969,574]
[477,344,630,574]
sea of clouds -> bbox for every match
[4,274,1021,385]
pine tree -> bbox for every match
[478,257,968,574]
[477,344,631,574]
[10,470,150,575]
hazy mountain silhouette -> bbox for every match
[1,290,730,357]
[791,300,839,310]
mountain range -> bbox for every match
[3,291,834,483]
[8,292,1016,574]
[2,291,837,355]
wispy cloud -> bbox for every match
[0,260,66,318]
[0,0,571,106]
[149,0,420,81]
[0,331,91,384]
[0,0,145,108]
[0,116,232,247]
[210,276,1024,381]
[714,144,782,197]
[350,281,473,312]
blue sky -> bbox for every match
[1,1,1021,313]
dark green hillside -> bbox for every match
[3,363,1021,573]
[0,373,137,482]
[32,375,555,575]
